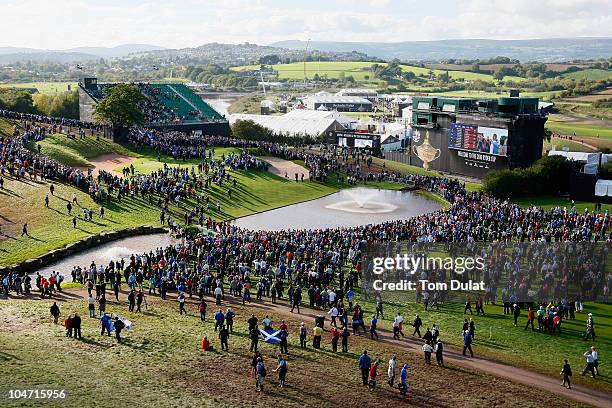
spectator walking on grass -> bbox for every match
[50,301,60,324]
[462,330,474,357]
[358,350,371,386]
[561,359,572,389]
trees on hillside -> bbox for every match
[33,90,79,118]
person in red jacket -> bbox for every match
[201,336,213,351]
[525,307,535,331]
[368,359,379,391]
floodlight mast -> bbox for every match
[259,70,267,97]
[303,38,311,85]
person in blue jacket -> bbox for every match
[214,309,225,331]
[462,330,474,357]
[358,350,371,385]
[399,363,409,395]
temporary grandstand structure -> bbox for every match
[229,111,346,138]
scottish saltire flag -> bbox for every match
[260,327,281,344]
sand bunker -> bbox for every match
[262,156,310,179]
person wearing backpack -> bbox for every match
[255,357,266,392]
[273,354,288,387]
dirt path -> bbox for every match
[78,154,135,177]
[262,156,309,179]
[255,301,610,408]
[10,288,610,408]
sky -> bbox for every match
[2,0,611,49]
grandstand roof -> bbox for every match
[336,88,378,96]
[283,109,356,127]
[229,113,342,137]
[302,95,373,105]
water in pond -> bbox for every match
[232,187,440,231]
[36,233,179,276]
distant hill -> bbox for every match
[65,44,166,58]
[0,44,166,64]
[270,38,612,62]
[0,51,98,64]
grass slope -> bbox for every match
[561,69,612,81]
[27,134,135,167]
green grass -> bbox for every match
[511,196,612,212]
[373,157,441,177]
[546,119,612,140]
[26,134,135,167]
[0,117,14,136]
[415,190,450,209]
[0,145,414,266]
[0,81,77,94]
[561,69,612,81]
[356,294,612,392]
[0,291,594,407]
[543,138,597,153]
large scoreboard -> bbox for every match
[448,123,508,156]
[327,130,381,154]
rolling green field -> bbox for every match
[230,61,527,83]
[0,81,77,94]
[546,119,612,139]
[561,69,612,81]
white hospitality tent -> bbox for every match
[229,112,344,138]
[595,180,612,197]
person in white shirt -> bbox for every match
[422,341,433,365]
[328,289,337,306]
[328,306,339,327]
[393,313,404,339]
[582,349,596,378]
[592,346,599,375]
[387,355,397,387]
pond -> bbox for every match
[232,187,440,231]
[35,187,440,276]
[36,233,180,277]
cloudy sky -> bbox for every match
[2,0,611,49]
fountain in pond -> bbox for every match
[325,189,398,214]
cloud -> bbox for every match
[0,0,609,49]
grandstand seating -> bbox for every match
[140,83,224,124]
